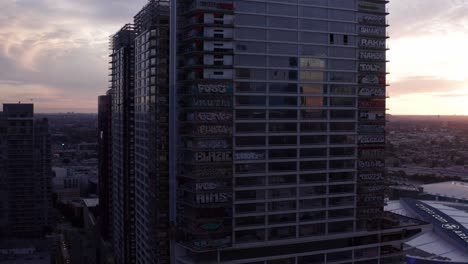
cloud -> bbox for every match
[389,0,468,39]
[0,0,146,112]
[389,77,466,97]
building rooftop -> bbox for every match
[422,181,468,201]
[82,198,99,208]
[386,200,468,263]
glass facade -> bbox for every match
[232,0,358,244]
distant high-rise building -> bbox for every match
[103,0,431,263]
[109,24,137,264]
[0,103,52,238]
[98,91,113,241]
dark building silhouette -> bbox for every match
[108,24,137,264]
[0,103,52,238]
[98,91,113,241]
[133,1,171,263]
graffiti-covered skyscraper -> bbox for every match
[172,0,430,263]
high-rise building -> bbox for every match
[109,24,137,264]
[0,103,52,239]
[98,91,113,241]
[133,1,171,263]
[103,1,431,263]
[172,0,430,263]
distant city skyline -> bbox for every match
[0,0,467,114]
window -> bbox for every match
[329,196,355,207]
[329,47,355,58]
[270,83,297,94]
[236,69,267,80]
[299,211,326,222]
[269,30,298,42]
[236,110,266,120]
[268,188,296,199]
[300,84,325,94]
[269,56,298,68]
[235,28,267,40]
[236,190,265,201]
[236,41,267,53]
[300,161,327,170]
[330,85,356,95]
[299,173,327,184]
[330,160,355,169]
[330,110,355,119]
[330,123,355,132]
[299,19,327,31]
[269,200,296,211]
[236,216,265,227]
[300,148,327,157]
[329,10,355,21]
[300,45,327,56]
[301,96,326,107]
[235,177,265,187]
[299,186,327,197]
[235,55,267,67]
[269,174,297,185]
[236,123,266,133]
[299,6,327,18]
[301,135,327,145]
[330,135,355,145]
[299,198,326,209]
[300,71,325,81]
[268,43,298,55]
[299,223,326,237]
[329,172,355,182]
[269,17,298,29]
[236,1,266,14]
[269,123,297,133]
[298,254,325,264]
[236,82,267,93]
[269,3,297,16]
[236,96,267,106]
[300,58,326,68]
[330,22,356,34]
[269,162,297,172]
[329,209,354,219]
[236,163,266,174]
[270,70,298,81]
[330,72,355,83]
[269,226,296,240]
[236,136,266,147]
[329,184,355,194]
[270,110,297,119]
[269,213,296,225]
[330,147,355,156]
[236,229,265,243]
[300,123,327,132]
[269,136,297,146]
[236,14,266,26]
[236,203,265,214]
[328,221,354,234]
[301,110,327,120]
[270,96,297,107]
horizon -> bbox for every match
[1,0,468,114]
